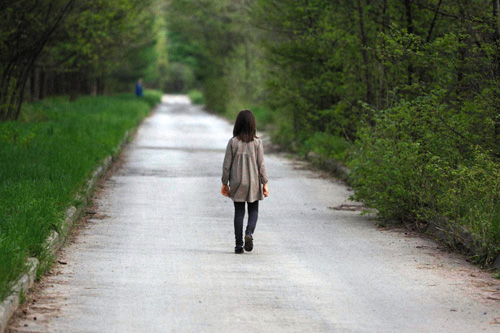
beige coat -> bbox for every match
[222,137,268,202]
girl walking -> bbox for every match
[221,109,269,253]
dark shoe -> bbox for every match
[235,246,244,254]
[244,234,253,252]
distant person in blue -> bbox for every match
[135,78,144,97]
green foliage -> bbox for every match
[251,106,273,131]
[300,132,351,164]
[166,0,500,264]
[188,89,205,105]
[164,63,196,93]
[443,150,500,262]
[0,0,164,118]
[55,0,156,72]
[270,112,295,150]
[349,93,500,263]
[141,90,164,108]
[0,92,159,301]
[0,238,27,303]
[109,43,158,93]
[150,7,169,92]
[0,0,75,120]
[166,31,201,72]
[166,0,259,113]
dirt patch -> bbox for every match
[6,265,66,332]
[329,204,365,212]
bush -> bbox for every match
[299,132,351,164]
[251,106,273,130]
[443,150,500,262]
[115,90,162,108]
[349,92,500,264]
[164,62,195,93]
[188,89,205,105]
[203,77,229,113]
[142,90,163,107]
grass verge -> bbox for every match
[0,91,162,301]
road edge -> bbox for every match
[0,103,158,333]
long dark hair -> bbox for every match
[233,109,257,142]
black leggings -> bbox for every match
[234,201,259,246]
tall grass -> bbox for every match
[0,91,161,301]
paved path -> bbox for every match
[9,96,500,332]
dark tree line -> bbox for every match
[0,0,162,121]
[0,0,75,120]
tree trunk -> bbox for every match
[357,0,373,105]
[97,75,105,95]
[379,0,389,108]
[404,0,414,85]
[30,67,39,101]
[69,72,79,101]
[382,0,389,28]
[92,77,98,96]
[244,37,251,92]
[494,0,500,34]
[493,0,500,150]
[39,70,46,100]
[493,0,500,72]
[426,0,443,43]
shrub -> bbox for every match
[251,106,273,130]
[349,92,500,264]
[142,90,163,107]
[164,62,195,93]
[299,132,351,164]
[188,89,205,105]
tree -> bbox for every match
[166,0,252,111]
[0,0,75,120]
[39,0,156,98]
[0,0,161,120]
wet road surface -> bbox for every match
[8,96,500,332]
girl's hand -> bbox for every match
[263,183,269,197]
[221,184,229,197]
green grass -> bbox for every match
[0,91,161,301]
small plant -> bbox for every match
[300,132,351,164]
[188,89,205,105]
[19,289,26,305]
